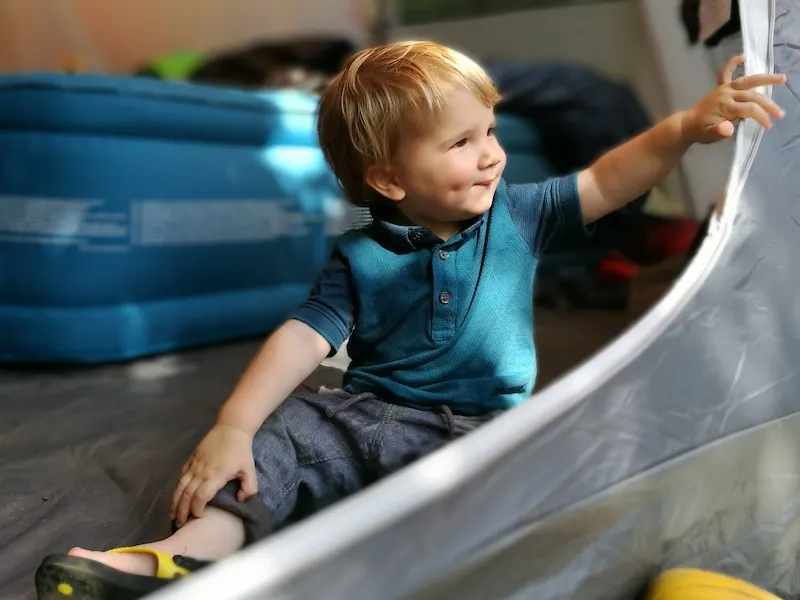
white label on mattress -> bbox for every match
[0,196,328,251]
[131,200,311,246]
[323,194,356,237]
[0,196,129,252]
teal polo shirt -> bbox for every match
[289,175,589,415]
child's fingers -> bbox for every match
[175,475,204,526]
[715,120,735,138]
[170,469,195,518]
[180,456,195,475]
[731,101,773,129]
[719,54,746,85]
[238,465,259,501]
[731,72,787,90]
[191,478,223,520]
[733,90,786,119]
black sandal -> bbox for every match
[35,546,210,600]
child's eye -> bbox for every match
[452,138,468,148]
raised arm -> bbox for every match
[577,55,786,224]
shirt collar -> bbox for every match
[366,182,503,251]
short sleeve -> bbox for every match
[287,243,355,357]
[505,173,592,256]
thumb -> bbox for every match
[237,466,259,502]
[716,120,735,138]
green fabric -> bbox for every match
[140,51,208,80]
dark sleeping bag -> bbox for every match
[486,60,653,255]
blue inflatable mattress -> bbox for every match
[0,74,553,363]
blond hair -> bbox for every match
[317,41,501,207]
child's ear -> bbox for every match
[365,164,406,202]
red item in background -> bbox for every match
[632,217,700,264]
[598,251,640,283]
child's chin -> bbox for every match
[469,193,495,215]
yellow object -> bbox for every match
[646,568,780,599]
[107,547,190,580]
[56,582,73,596]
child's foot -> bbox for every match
[35,546,209,600]
[67,547,157,576]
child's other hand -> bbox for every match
[681,54,787,144]
[170,423,258,527]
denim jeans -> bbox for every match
[206,388,501,544]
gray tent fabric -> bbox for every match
[150,0,800,598]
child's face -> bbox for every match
[390,84,506,235]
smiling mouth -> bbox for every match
[475,177,496,187]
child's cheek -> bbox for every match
[450,156,477,189]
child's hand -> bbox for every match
[170,423,258,527]
[681,54,787,144]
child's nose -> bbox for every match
[479,150,501,170]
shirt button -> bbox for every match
[439,291,451,305]
[438,249,450,260]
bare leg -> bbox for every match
[67,507,245,576]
